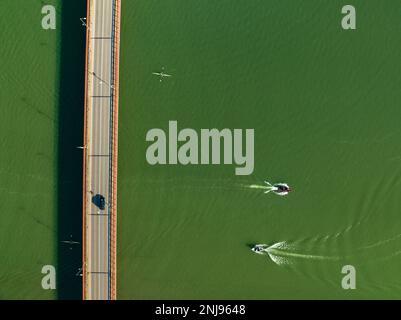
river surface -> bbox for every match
[118,0,401,299]
[1,0,401,300]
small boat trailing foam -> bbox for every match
[251,244,269,254]
[264,181,292,196]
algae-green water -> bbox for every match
[0,0,85,299]
[0,0,59,299]
[118,0,401,299]
[1,0,401,300]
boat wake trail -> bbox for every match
[249,184,272,192]
[248,181,291,196]
[259,242,340,266]
[259,233,401,267]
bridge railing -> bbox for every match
[109,0,121,301]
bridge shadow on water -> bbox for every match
[57,0,87,299]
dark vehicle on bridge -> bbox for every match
[99,195,106,210]
[91,193,106,210]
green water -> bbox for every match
[1,0,401,300]
[0,0,59,299]
[118,0,401,299]
[0,0,85,299]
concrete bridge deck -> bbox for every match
[82,0,120,300]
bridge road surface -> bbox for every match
[84,0,118,300]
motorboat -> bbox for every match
[272,183,291,196]
[263,181,292,196]
[251,244,269,254]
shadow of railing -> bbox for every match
[56,0,87,299]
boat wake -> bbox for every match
[256,233,401,266]
[248,181,291,196]
[255,241,340,266]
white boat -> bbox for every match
[263,181,292,195]
[272,183,291,196]
[251,244,269,254]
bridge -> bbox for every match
[82,0,121,300]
